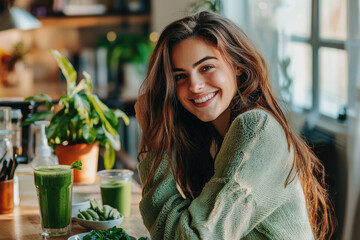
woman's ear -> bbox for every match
[235,66,242,76]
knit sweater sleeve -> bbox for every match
[138,109,297,240]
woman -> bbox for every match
[135,11,335,240]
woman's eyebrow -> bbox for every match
[172,68,184,72]
[193,56,217,67]
[172,56,217,72]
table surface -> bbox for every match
[0,166,149,240]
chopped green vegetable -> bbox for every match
[78,212,86,220]
[79,199,121,221]
[81,210,93,221]
[82,226,149,240]
[70,160,82,170]
[87,209,100,220]
[103,205,112,219]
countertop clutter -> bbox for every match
[0,164,150,239]
[0,1,150,238]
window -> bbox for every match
[223,0,348,121]
[289,0,348,120]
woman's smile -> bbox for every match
[192,91,218,105]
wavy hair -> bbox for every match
[137,11,335,240]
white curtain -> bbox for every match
[343,0,360,239]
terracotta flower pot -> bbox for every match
[55,142,99,184]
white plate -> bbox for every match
[67,232,89,240]
[73,215,124,230]
[67,232,137,240]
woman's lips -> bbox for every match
[191,91,218,106]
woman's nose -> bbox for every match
[188,75,205,92]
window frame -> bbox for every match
[290,0,346,122]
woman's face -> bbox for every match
[171,37,238,127]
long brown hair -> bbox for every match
[137,11,335,240]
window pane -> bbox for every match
[319,47,348,118]
[288,42,313,109]
[320,0,347,40]
[291,0,311,38]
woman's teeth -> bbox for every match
[194,92,216,104]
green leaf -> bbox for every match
[47,114,70,142]
[24,93,53,109]
[70,160,82,170]
[103,142,115,169]
[24,93,52,102]
[104,109,119,129]
[20,111,54,126]
[50,49,77,96]
[74,94,90,123]
[82,71,93,94]
[102,125,121,151]
[70,115,81,142]
[87,94,120,149]
[91,111,100,125]
[114,109,130,126]
[92,95,119,135]
[82,125,96,143]
[70,79,86,97]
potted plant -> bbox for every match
[22,49,129,183]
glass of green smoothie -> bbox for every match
[34,165,73,237]
[98,169,133,217]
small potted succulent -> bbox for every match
[23,49,129,183]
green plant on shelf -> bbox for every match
[188,0,223,14]
[22,49,129,169]
[98,33,154,70]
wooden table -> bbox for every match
[0,167,149,240]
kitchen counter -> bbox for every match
[0,165,149,239]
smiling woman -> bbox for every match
[172,38,239,136]
[135,11,335,240]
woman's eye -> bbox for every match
[174,74,187,82]
[201,65,214,72]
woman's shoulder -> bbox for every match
[217,108,293,184]
[223,108,289,154]
[237,108,274,123]
[229,108,282,136]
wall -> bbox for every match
[151,0,195,33]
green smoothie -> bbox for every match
[34,165,73,232]
[100,180,132,217]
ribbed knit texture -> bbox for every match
[138,109,315,240]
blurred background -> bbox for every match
[0,0,359,239]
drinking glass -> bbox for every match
[98,169,133,217]
[0,107,11,132]
[0,107,13,160]
[34,165,73,237]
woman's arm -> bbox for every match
[138,110,300,239]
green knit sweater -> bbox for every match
[138,109,314,240]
